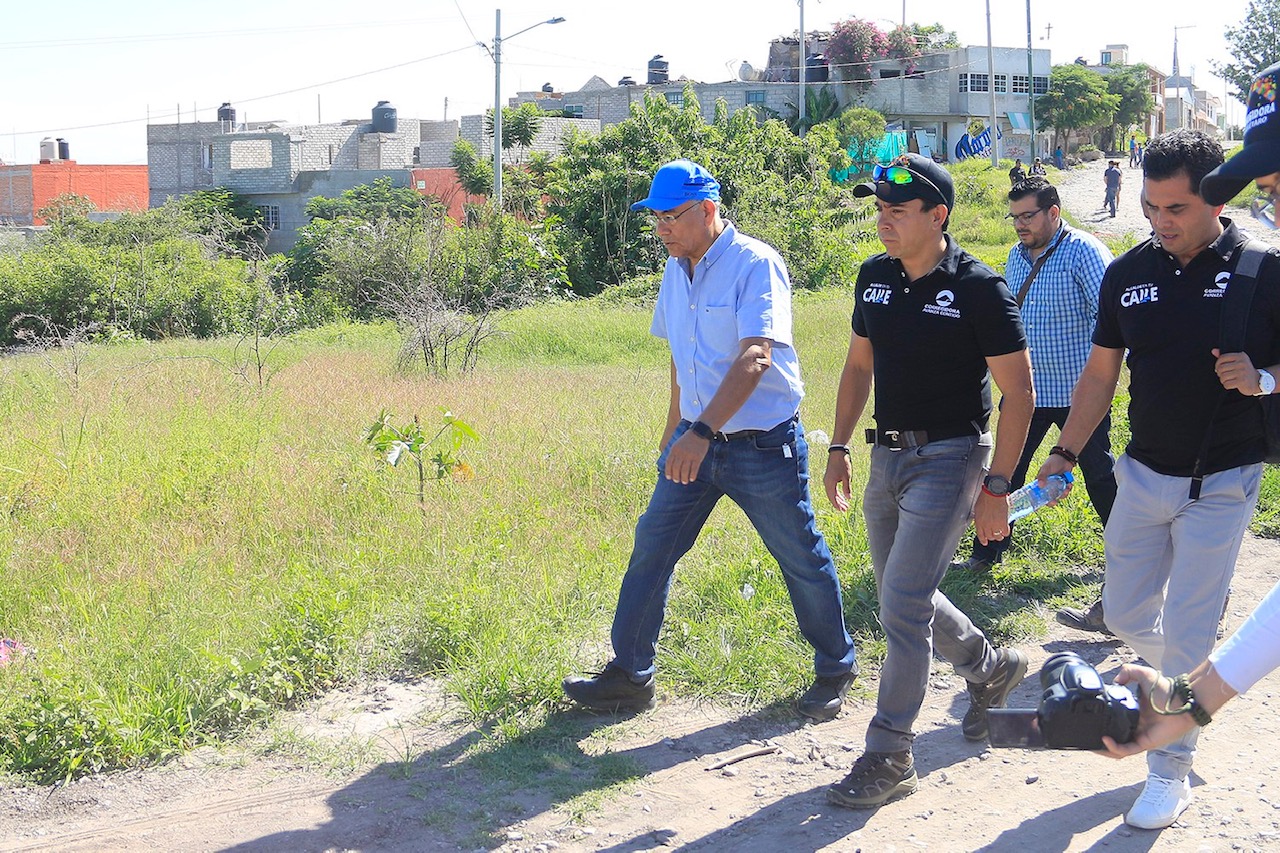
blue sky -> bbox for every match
[0,0,1249,165]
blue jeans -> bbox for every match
[610,416,856,681]
[969,407,1117,563]
[863,435,999,753]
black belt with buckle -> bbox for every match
[713,428,764,442]
[864,422,981,451]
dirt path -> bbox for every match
[2,534,1279,852]
[1051,156,1280,250]
[5,168,1280,853]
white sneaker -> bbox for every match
[1125,773,1192,829]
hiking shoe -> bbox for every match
[826,750,918,809]
[948,557,995,573]
[962,648,1029,741]
[562,662,656,712]
[798,669,858,722]
[1125,773,1192,829]
[1055,598,1113,636]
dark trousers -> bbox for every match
[969,406,1117,563]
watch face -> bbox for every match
[1263,371,1277,395]
[984,475,1012,496]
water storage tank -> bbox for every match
[541,82,554,93]
[217,102,236,123]
[371,100,398,134]
[39,138,57,162]
[56,138,70,161]
[647,55,669,85]
[618,76,637,87]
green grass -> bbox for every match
[5,195,1278,788]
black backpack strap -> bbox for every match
[1190,239,1272,499]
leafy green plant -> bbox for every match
[364,409,479,502]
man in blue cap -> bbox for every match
[562,159,859,720]
[823,153,1034,808]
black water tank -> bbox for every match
[217,102,236,123]
[541,82,554,93]
[647,55,669,85]
[56,138,70,160]
[371,100,398,134]
[805,53,829,84]
[618,76,637,87]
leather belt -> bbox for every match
[712,428,764,442]
[865,422,981,451]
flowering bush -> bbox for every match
[826,19,889,85]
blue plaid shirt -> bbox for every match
[1006,225,1113,407]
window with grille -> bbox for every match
[1012,75,1030,95]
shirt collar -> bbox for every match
[1015,223,1070,263]
[1155,217,1241,268]
[700,221,737,269]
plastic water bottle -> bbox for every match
[1006,471,1074,523]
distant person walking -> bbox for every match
[1029,157,1047,177]
[1130,135,1138,167]
[1055,146,1065,170]
[560,160,859,722]
[1104,160,1123,217]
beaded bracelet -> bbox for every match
[1049,445,1079,466]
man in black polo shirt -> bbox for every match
[1038,128,1280,829]
[822,153,1035,808]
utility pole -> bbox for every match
[986,0,999,166]
[798,0,807,130]
[1026,0,1036,160]
[1173,25,1196,131]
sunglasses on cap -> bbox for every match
[871,159,946,204]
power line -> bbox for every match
[0,17,455,50]
[8,43,478,138]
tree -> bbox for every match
[37,192,95,227]
[179,188,267,254]
[1212,0,1280,105]
[483,102,548,162]
[907,23,959,51]
[783,87,843,135]
[1101,64,1156,152]
[1036,64,1121,152]
[832,106,887,174]
[450,139,493,198]
[304,177,425,222]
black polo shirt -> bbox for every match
[852,235,1027,431]
[1093,219,1280,476]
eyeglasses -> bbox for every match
[871,159,946,204]
[1004,207,1048,226]
[647,203,700,228]
[1252,191,1278,230]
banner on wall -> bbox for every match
[954,125,1003,161]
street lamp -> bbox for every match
[486,10,565,211]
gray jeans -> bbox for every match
[862,434,1000,753]
[1102,454,1261,781]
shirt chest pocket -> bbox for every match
[697,304,740,355]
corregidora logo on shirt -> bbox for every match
[1204,270,1231,299]
[862,284,892,305]
[922,289,960,318]
[1120,283,1159,307]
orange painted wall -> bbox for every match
[410,168,483,222]
[28,162,149,225]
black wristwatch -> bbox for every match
[689,420,716,441]
[982,474,1012,497]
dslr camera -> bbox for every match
[988,652,1140,749]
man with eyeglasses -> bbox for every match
[823,153,1034,808]
[562,160,858,722]
[1035,126,1280,829]
[951,178,1117,583]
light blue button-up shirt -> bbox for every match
[651,223,803,433]
[1007,224,1113,407]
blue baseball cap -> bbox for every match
[630,159,721,211]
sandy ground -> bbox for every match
[3,160,1280,853]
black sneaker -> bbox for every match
[798,669,858,721]
[562,662,656,712]
[948,557,995,573]
[962,648,1029,741]
[1055,598,1113,636]
[826,750,918,809]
